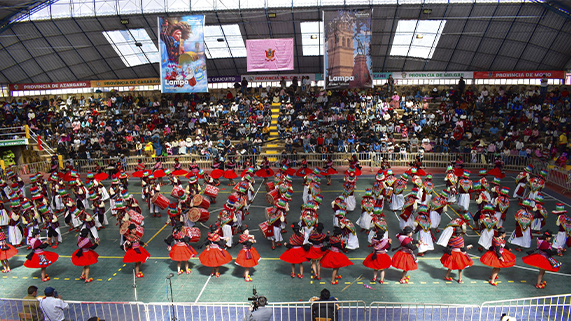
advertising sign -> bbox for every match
[246,38,294,72]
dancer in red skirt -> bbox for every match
[392,226,423,284]
[0,229,18,273]
[199,225,232,278]
[296,156,312,177]
[441,227,473,283]
[71,229,99,283]
[24,230,59,282]
[235,226,260,282]
[256,157,274,184]
[164,222,197,275]
[480,227,516,286]
[321,156,337,185]
[522,230,562,289]
[224,157,238,186]
[279,223,308,279]
[363,230,392,284]
[306,223,327,280]
[122,224,151,278]
[321,227,353,285]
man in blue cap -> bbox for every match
[39,287,69,321]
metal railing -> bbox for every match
[28,128,55,157]
[0,126,26,139]
[2,296,570,321]
[369,302,481,321]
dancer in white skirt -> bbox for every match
[390,173,408,212]
[477,205,498,252]
[357,190,375,231]
[552,204,570,254]
[0,202,8,227]
[339,215,359,250]
[108,178,120,216]
[429,190,449,233]
[399,188,418,230]
[513,165,532,199]
[456,171,472,212]
[493,187,510,227]
[343,174,357,212]
[437,218,467,247]
[40,205,62,248]
[444,166,458,204]
[331,196,347,228]
[527,169,547,202]
[7,199,23,246]
[531,194,547,234]
[421,174,434,206]
[368,209,388,243]
[414,205,434,256]
[509,199,534,251]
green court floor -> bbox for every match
[1,174,570,305]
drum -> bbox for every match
[128,210,144,226]
[192,195,211,209]
[171,186,184,198]
[135,225,145,238]
[184,227,201,243]
[265,181,275,192]
[265,207,275,220]
[230,192,245,210]
[259,221,274,238]
[188,207,210,222]
[204,184,219,199]
[151,193,170,210]
[266,188,280,205]
[120,221,130,235]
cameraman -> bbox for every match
[246,296,272,321]
[39,287,69,321]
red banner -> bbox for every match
[473,70,564,79]
[9,81,91,91]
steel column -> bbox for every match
[214,10,240,75]
[291,7,301,73]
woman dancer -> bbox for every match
[480,227,516,286]
[0,228,18,273]
[280,223,308,279]
[71,229,99,283]
[322,156,337,185]
[522,230,562,289]
[391,226,423,284]
[122,224,151,278]
[363,230,392,284]
[441,227,473,283]
[198,225,232,278]
[320,227,353,285]
[165,222,197,275]
[235,226,261,282]
[306,223,327,280]
[24,230,59,282]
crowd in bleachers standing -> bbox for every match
[1,75,570,168]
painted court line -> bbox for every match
[194,275,212,303]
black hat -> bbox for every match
[497,227,506,235]
[541,230,554,239]
[333,227,343,236]
[128,223,136,231]
[454,226,463,236]
[80,229,89,237]
[402,226,413,235]
[315,223,324,232]
[376,229,386,240]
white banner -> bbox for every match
[392,71,473,80]
[242,74,316,82]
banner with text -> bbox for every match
[91,78,160,87]
[208,76,241,83]
[473,70,565,79]
[9,82,91,91]
[159,15,208,93]
[242,74,316,82]
[247,38,294,72]
[391,71,473,80]
[324,9,373,89]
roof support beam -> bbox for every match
[70,15,119,79]
[442,1,470,71]
[26,20,81,81]
[203,42,222,76]
[133,6,160,75]
[537,19,567,69]
[0,39,33,83]
[488,3,526,70]
[466,2,500,71]
[7,25,54,82]
[291,6,301,73]
[511,6,546,70]
[214,10,240,76]
[381,5,399,72]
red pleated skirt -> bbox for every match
[321,168,338,176]
[522,253,561,272]
[172,169,188,176]
[210,169,225,179]
[344,168,362,176]
[363,252,392,270]
[71,249,99,266]
[306,246,325,260]
[24,251,59,268]
[440,251,474,270]
[295,167,312,177]
[0,244,18,260]
[487,168,506,179]
[255,168,275,178]
[391,250,418,271]
[169,243,197,261]
[123,247,151,264]
[153,169,166,178]
[320,250,353,269]
[454,168,464,177]
[199,247,232,267]
[280,246,308,264]
[480,250,516,268]
[235,247,261,267]
[223,170,238,179]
